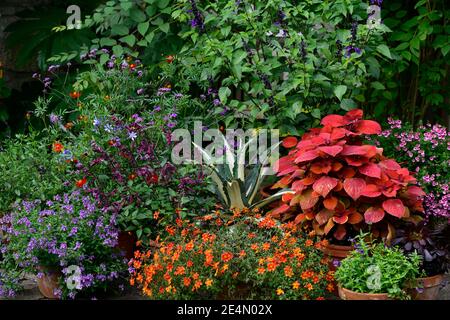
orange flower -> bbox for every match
[313,276,320,284]
[69,91,81,99]
[222,264,229,272]
[183,277,191,287]
[153,211,160,220]
[165,226,176,236]
[130,278,135,286]
[193,280,202,291]
[248,232,256,239]
[326,283,335,292]
[276,288,284,296]
[284,266,293,277]
[192,273,200,280]
[292,281,300,289]
[305,283,314,291]
[205,279,213,287]
[250,244,259,251]
[221,251,233,263]
[267,262,277,272]
[75,177,87,188]
[262,243,271,251]
[185,241,194,251]
[305,239,314,247]
[187,260,193,268]
[174,266,185,276]
[239,250,246,258]
[52,141,64,153]
[257,267,265,274]
[166,55,175,63]
[271,236,279,243]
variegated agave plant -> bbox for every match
[193,135,293,210]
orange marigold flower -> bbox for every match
[192,272,200,280]
[284,266,294,277]
[181,277,190,287]
[305,239,313,247]
[271,236,279,243]
[174,266,185,275]
[239,250,246,258]
[193,280,202,291]
[221,251,233,263]
[267,262,277,272]
[262,243,271,251]
[222,264,229,272]
[313,276,320,284]
[276,288,284,296]
[205,279,213,287]
[52,141,64,153]
[250,244,259,251]
[305,283,313,291]
[165,226,176,236]
[248,232,256,239]
[326,283,335,292]
[153,211,160,220]
[257,267,265,274]
[75,177,87,188]
[187,260,193,268]
[69,91,81,99]
[130,278,135,286]
[292,281,300,289]
[185,241,194,251]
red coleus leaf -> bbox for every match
[361,184,382,197]
[295,150,319,163]
[321,114,346,127]
[341,145,377,157]
[292,180,307,192]
[345,109,364,120]
[382,199,406,218]
[275,156,297,176]
[299,189,320,210]
[323,196,338,210]
[379,159,401,171]
[348,212,363,224]
[404,186,426,199]
[359,162,381,179]
[315,209,334,225]
[354,120,382,135]
[330,128,348,140]
[310,160,332,174]
[343,178,366,200]
[282,136,298,148]
[282,193,294,202]
[364,207,385,224]
[324,218,335,235]
[334,224,347,240]
[332,214,348,224]
[312,176,339,198]
[271,204,291,217]
[317,145,343,157]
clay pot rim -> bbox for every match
[412,274,445,288]
[338,285,390,299]
[320,242,354,250]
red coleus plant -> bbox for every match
[270,109,425,242]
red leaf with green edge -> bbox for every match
[382,199,406,218]
[282,136,298,148]
[321,114,346,127]
[354,120,382,135]
[312,176,338,198]
[364,207,385,224]
[361,184,382,197]
[334,224,347,240]
[315,209,334,225]
[348,212,363,224]
[379,159,401,171]
[299,189,320,210]
[343,178,366,200]
[359,162,381,179]
[323,196,338,210]
[345,109,364,120]
[317,145,343,157]
[295,150,319,163]
[332,214,348,224]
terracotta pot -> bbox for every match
[338,286,391,300]
[117,231,137,260]
[319,242,354,271]
[408,274,445,300]
[37,267,62,299]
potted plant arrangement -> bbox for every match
[0,190,127,299]
[376,119,450,299]
[335,233,422,300]
[270,109,425,268]
[129,209,335,300]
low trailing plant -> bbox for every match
[335,232,422,299]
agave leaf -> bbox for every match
[252,189,295,209]
[221,134,235,178]
[192,142,214,166]
[226,180,245,210]
[210,170,229,206]
[244,163,262,198]
[237,136,256,182]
